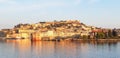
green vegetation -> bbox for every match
[82,35,88,40]
[94,29,119,39]
[96,32,105,39]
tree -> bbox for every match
[96,32,105,39]
[108,30,113,38]
[82,35,88,39]
[112,29,118,37]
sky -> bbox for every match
[0,0,120,29]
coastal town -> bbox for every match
[0,20,120,41]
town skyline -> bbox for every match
[0,20,120,41]
[0,19,119,29]
[0,0,120,29]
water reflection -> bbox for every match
[0,40,120,58]
[6,40,31,58]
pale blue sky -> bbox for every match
[0,0,120,29]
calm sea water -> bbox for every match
[0,40,120,58]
